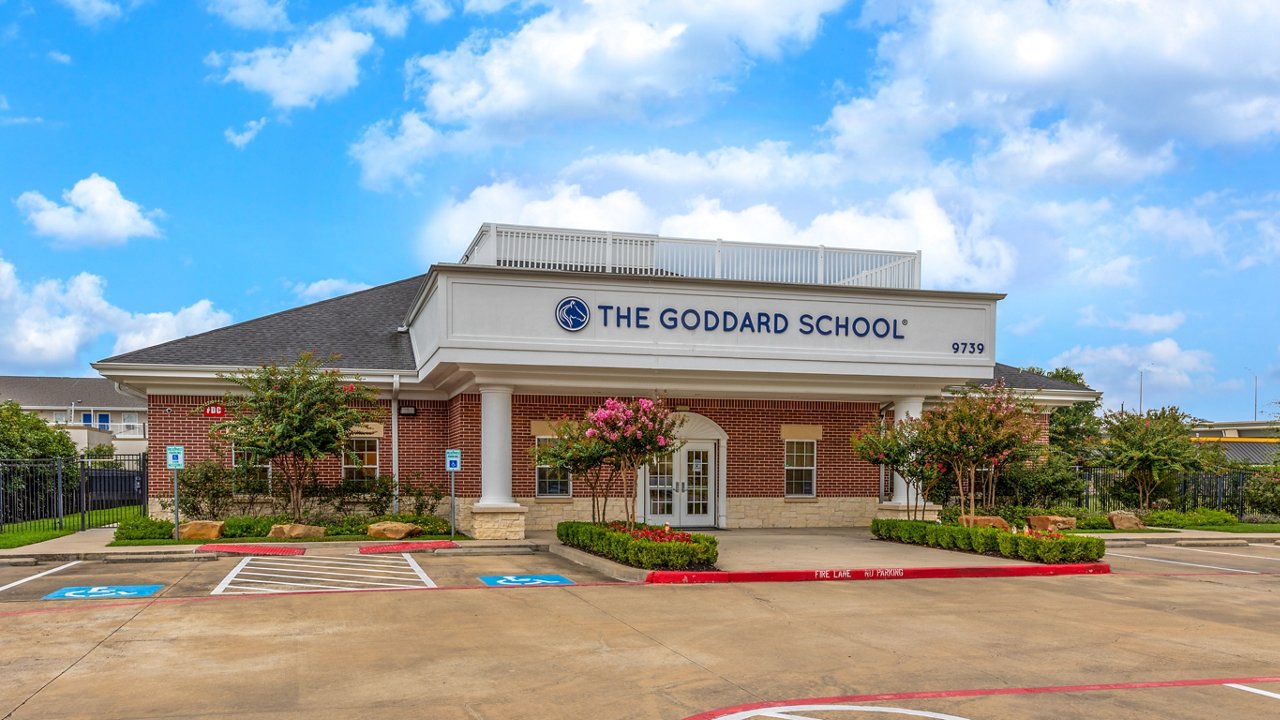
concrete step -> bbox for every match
[1105,540,1146,548]
[0,557,37,566]
[435,546,538,556]
[1175,539,1250,547]
[103,553,219,563]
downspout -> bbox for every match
[391,374,401,514]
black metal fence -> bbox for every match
[0,454,147,534]
[1076,467,1260,515]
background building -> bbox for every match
[0,375,148,454]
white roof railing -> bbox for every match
[459,223,922,290]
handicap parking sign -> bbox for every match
[44,585,164,600]
[479,575,574,587]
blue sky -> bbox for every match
[1,0,1277,421]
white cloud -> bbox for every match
[58,0,122,26]
[349,112,440,190]
[207,0,290,31]
[346,1,411,37]
[424,181,1013,290]
[291,278,373,302]
[1133,206,1220,257]
[1069,253,1138,287]
[209,19,375,109]
[824,78,959,180]
[224,117,268,148]
[1078,305,1187,333]
[422,181,655,258]
[48,50,73,64]
[414,0,452,23]
[1008,315,1044,336]
[1051,338,1215,411]
[16,174,162,247]
[975,122,1176,185]
[565,141,843,192]
[357,0,846,187]
[862,0,1280,146]
[0,95,7,112]
[0,255,231,369]
[1114,311,1187,334]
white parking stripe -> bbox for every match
[0,560,81,594]
[248,559,419,576]
[1225,684,1280,701]
[1107,552,1259,573]
[237,571,421,588]
[211,556,253,595]
[402,553,437,588]
[211,554,435,595]
[1172,547,1280,563]
[239,564,421,581]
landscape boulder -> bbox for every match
[267,523,326,539]
[1027,515,1077,532]
[367,521,423,540]
[178,520,224,540]
[958,515,1011,532]
[1108,511,1144,530]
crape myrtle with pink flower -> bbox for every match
[532,397,684,529]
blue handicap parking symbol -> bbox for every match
[44,585,164,600]
[479,574,574,587]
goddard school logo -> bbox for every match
[555,296,590,331]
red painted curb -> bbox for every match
[359,541,459,554]
[646,562,1110,584]
[196,544,306,556]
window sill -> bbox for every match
[784,496,819,503]
[534,496,574,503]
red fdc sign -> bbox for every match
[203,404,226,418]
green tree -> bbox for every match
[536,398,684,528]
[531,416,618,523]
[207,353,385,522]
[0,401,77,459]
[1098,406,1224,509]
[916,382,1042,518]
[851,418,946,521]
[1021,365,1101,462]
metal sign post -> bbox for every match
[166,446,185,540]
[445,449,461,540]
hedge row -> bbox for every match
[871,519,1105,564]
[557,521,718,570]
[937,504,1112,530]
[113,513,450,541]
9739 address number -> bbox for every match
[952,342,984,354]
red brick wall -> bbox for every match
[147,392,885,500]
[510,395,883,499]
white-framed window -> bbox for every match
[344,438,379,481]
[231,445,272,492]
[535,437,572,497]
[53,412,68,425]
[784,440,816,497]
[122,412,141,434]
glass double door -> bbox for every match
[644,441,715,527]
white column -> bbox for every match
[477,385,517,507]
[887,396,925,506]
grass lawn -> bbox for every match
[1191,523,1280,533]
[109,534,459,547]
[0,529,76,549]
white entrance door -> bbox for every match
[644,441,716,527]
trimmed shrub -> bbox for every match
[221,514,289,538]
[558,521,718,570]
[871,519,1104,564]
[1244,475,1280,516]
[1142,508,1236,527]
[115,515,175,541]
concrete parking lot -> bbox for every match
[1,541,1279,719]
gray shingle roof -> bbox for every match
[0,376,146,409]
[992,363,1095,392]
[99,275,426,371]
